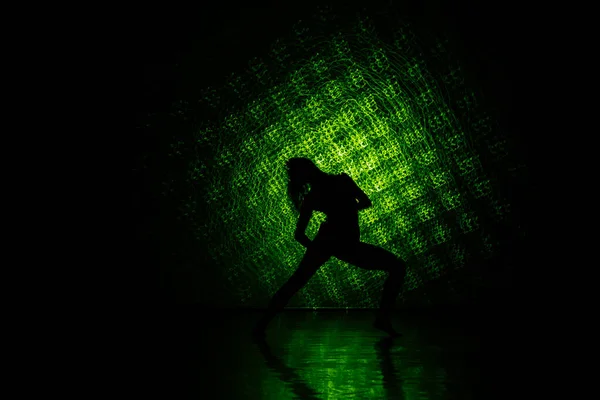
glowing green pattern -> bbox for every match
[182,15,511,308]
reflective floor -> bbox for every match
[149,309,516,399]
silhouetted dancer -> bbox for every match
[253,157,406,338]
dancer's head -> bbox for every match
[285,157,324,213]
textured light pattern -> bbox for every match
[183,15,512,308]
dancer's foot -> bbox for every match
[373,317,401,337]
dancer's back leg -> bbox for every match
[254,243,332,336]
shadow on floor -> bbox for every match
[146,309,518,399]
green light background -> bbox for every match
[183,16,511,308]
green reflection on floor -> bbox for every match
[255,313,451,399]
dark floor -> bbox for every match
[145,308,519,399]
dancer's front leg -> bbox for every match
[373,270,405,337]
[331,241,406,337]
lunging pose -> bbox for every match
[253,157,407,337]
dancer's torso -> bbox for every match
[309,174,360,241]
